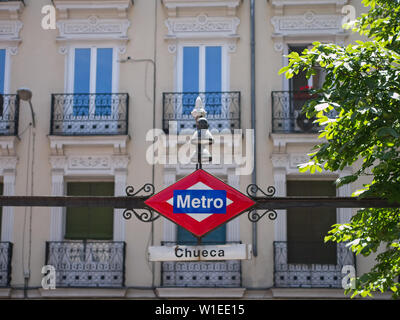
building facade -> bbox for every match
[0,0,380,299]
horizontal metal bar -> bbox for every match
[0,196,398,209]
[0,196,147,209]
[252,197,400,209]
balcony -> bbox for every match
[271,91,336,134]
[161,242,241,288]
[0,94,19,136]
[50,93,129,136]
[162,92,241,134]
[0,242,12,287]
[273,242,355,288]
[45,241,126,288]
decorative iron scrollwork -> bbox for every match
[122,208,160,222]
[246,184,276,198]
[123,184,159,222]
[246,184,277,222]
[248,209,278,222]
[125,183,155,198]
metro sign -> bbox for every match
[145,169,256,238]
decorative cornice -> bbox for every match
[48,135,130,155]
[0,1,25,20]
[56,15,131,42]
[53,0,133,18]
[162,0,242,17]
[270,10,348,52]
[164,13,240,53]
[271,0,348,7]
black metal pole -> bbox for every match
[197,128,202,170]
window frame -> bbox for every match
[176,41,229,93]
[66,43,119,95]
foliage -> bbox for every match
[280,0,400,298]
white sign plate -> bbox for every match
[148,244,252,262]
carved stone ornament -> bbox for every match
[68,156,111,170]
[165,14,240,40]
[0,20,23,42]
[56,15,131,41]
[271,11,344,36]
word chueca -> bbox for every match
[174,247,225,258]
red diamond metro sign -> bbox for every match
[145,169,256,238]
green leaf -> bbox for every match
[376,127,400,139]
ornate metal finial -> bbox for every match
[191,96,207,120]
[190,96,213,169]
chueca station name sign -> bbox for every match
[148,244,252,262]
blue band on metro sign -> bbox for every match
[173,190,227,214]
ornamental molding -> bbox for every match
[270,133,322,154]
[56,15,131,42]
[53,0,133,18]
[162,0,242,17]
[48,135,130,155]
[49,156,68,171]
[165,14,240,53]
[166,14,240,39]
[289,153,311,169]
[0,136,18,156]
[0,156,18,173]
[271,154,289,169]
[270,10,348,52]
[0,20,23,43]
[271,11,344,36]
[0,1,25,20]
[50,154,129,175]
[271,0,348,7]
[68,156,111,170]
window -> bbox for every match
[180,45,224,115]
[287,180,337,265]
[0,49,5,95]
[177,225,226,245]
[288,45,326,93]
[0,183,3,239]
[71,47,115,116]
[0,49,7,115]
[65,182,114,240]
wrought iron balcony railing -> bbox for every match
[274,241,355,288]
[162,92,241,134]
[50,93,129,136]
[0,242,13,287]
[161,241,241,288]
[271,91,336,134]
[0,94,19,136]
[45,241,126,288]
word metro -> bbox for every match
[173,190,227,214]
